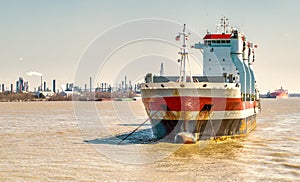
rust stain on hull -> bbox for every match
[149,115,257,141]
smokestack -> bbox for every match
[84,83,87,92]
[160,63,164,76]
[44,81,46,91]
[41,76,43,91]
[90,76,92,92]
[11,84,13,93]
[125,75,127,90]
[52,80,56,93]
[1,84,4,92]
[129,81,132,90]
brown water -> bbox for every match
[0,99,299,181]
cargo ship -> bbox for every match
[140,17,260,143]
[267,87,288,98]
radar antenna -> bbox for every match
[220,16,229,33]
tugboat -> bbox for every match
[140,17,260,143]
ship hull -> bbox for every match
[268,88,289,99]
[141,82,258,141]
[150,115,256,140]
[268,93,288,99]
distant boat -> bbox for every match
[267,87,288,98]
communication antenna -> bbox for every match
[177,24,192,82]
[220,16,229,33]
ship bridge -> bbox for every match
[203,34,231,47]
[194,32,238,79]
[193,17,258,101]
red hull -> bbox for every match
[143,96,257,111]
[268,87,288,98]
[142,95,258,141]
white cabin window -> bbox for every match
[223,58,225,62]
[222,67,225,71]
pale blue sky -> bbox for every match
[0,0,299,93]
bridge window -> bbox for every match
[208,39,230,45]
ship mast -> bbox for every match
[220,16,229,33]
[178,24,192,82]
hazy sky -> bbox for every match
[1,0,299,93]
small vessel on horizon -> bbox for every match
[266,87,288,99]
[140,17,260,143]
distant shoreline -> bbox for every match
[0,92,70,102]
[0,91,138,102]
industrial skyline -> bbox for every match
[0,74,137,94]
[0,0,300,93]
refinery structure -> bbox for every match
[0,74,140,100]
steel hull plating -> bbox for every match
[268,92,288,99]
[141,82,258,141]
[149,115,256,140]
